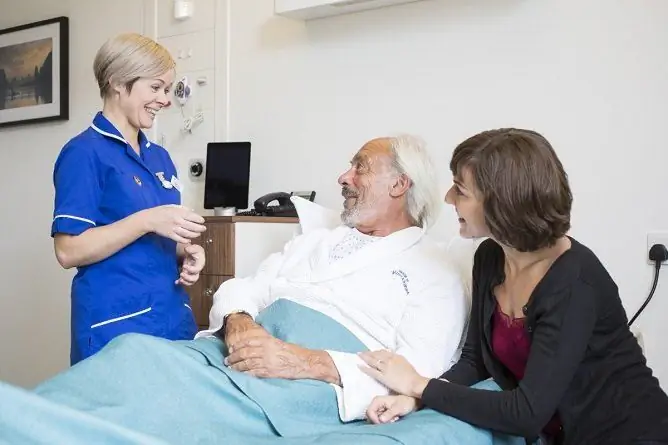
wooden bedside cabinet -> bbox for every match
[185,215,300,330]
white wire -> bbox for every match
[182,110,204,133]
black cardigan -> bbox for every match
[421,238,668,445]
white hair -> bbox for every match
[388,134,442,230]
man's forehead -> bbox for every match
[353,138,392,163]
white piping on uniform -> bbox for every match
[53,214,96,226]
[91,307,152,329]
[90,124,127,145]
[91,123,153,148]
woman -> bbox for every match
[52,33,206,365]
[359,128,668,445]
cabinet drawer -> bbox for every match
[202,222,234,275]
[186,274,232,327]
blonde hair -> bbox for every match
[93,33,175,98]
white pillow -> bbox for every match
[290,196,341,234]
[440,235,484,308]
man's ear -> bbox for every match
[389,173,411,198]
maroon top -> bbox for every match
[491,302,562,437]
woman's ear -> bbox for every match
[108,77,123,96]
[390,173,411,198]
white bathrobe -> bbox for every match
[196,225,468,422]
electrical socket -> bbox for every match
[188,158,205,182]
[647,232,668,265]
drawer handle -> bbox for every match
[205,238,213,244]
[204,288,214,297]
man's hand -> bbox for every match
[225,333,341,384]
[225,336,306,379]
[223,313,270,353]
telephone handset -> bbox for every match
[253,191,296,217]
[236,191,316,217]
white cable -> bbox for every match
[182,110,204,133]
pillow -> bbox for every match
[440,235,485,308]
[290,196,341,234]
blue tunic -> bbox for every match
[51,112,197,365]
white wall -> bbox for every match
[226,0,668,384]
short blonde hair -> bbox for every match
[93,33,175,98]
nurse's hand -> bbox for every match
[176,243,205,286]
[366,395,420,424]
[144,205,206,244]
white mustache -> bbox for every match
[342,188,358,198]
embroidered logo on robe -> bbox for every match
[391,269,410,295]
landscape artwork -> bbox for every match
[0,37,54,110]
[0,17,68,128]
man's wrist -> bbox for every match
[222,310,253,337]
[297,349,341,385]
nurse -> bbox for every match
[51,33,206,365]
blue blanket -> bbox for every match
[0,299,526,445]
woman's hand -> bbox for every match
[143,204,206,244]
[176,243,205,286]
[366,395,420,424]
[359,350,430,398]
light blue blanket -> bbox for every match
[0,299,526,445]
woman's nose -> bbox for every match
[444,187,455,205]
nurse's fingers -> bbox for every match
[167,232,191,244]
[181,264,200,275]
[178,220,207,235]
[184,243,204,255]
[176,272,198,286]
[180,209,205,224]
[174,226,203,240]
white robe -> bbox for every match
[196,225,468,422]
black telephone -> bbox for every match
[254,191,296,217]
[237,191,316,217]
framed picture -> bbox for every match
[0,16,69,129]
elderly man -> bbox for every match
[0,135,468,445]
[199,134,467,421]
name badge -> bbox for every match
[156,172,173,189]
[170,175,183,192]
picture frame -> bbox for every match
[0,16,69,129]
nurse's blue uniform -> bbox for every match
[51,112,197,365]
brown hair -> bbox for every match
[450,128,572,252]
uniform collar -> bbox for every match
[90,111,152,150]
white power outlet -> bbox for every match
[632,328,646,356]
[647,232,668,265]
